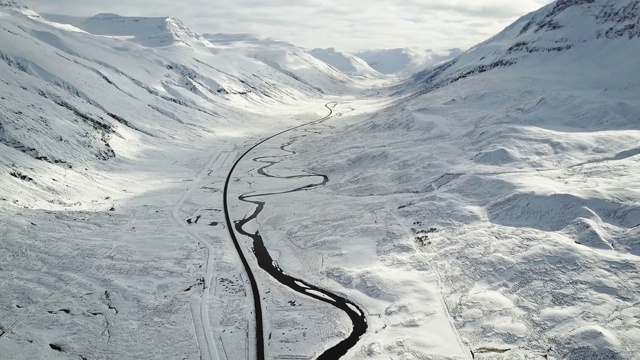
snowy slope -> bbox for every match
[41,13,212,48]
[355,47,462,75]
[308,48,382,77]
[278,0,640,358]
[0,3,364,208]
[0,2,376,359]
[406,0,640,96]
[204,33,356,94]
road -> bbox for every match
[223,103,367,359]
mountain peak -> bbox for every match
[41,13,211,48]
[407,0,640,95]
[89,12,123,19]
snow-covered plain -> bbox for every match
[2,0,640,359]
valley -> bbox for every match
[2,1,640,359]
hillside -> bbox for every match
[2,0,640,359]
[406,0,640,97]
[204,33,357,94]
[0,2,375,359]
[308,48,382,78]
[286,0,640,358]
[0,3,369,206]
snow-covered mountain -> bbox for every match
[3,0,640,360]
[0,2,374,358]
[0,2,366,208]
[406,0,640,97]
[308,48,382,77]
[355,47,462,75]
[41,13,212,48]
[38,15,358,94]
[287,0,640,358]
[203,33,356,93]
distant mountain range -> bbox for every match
[308,48,381,77]
[310,47,463,76]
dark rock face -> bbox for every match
[520,0,640,39]
[596,1,640,39]
[597,1,640,23]
[549,0,597,18]
[520,0,597,35]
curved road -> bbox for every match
[223,103,367,359]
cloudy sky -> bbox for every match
[20,0,554,52]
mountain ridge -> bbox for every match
[41,13,213,48]
[0,2,367,210]
[405,0,640,101]
[308,48,382,77]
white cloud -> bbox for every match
[19,0,554,52]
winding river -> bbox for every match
[223,103,368,359]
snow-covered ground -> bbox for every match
[283,1,640,358]
[2,0,640,359]
[0,2,376,359]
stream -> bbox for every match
[223,103,368,359]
